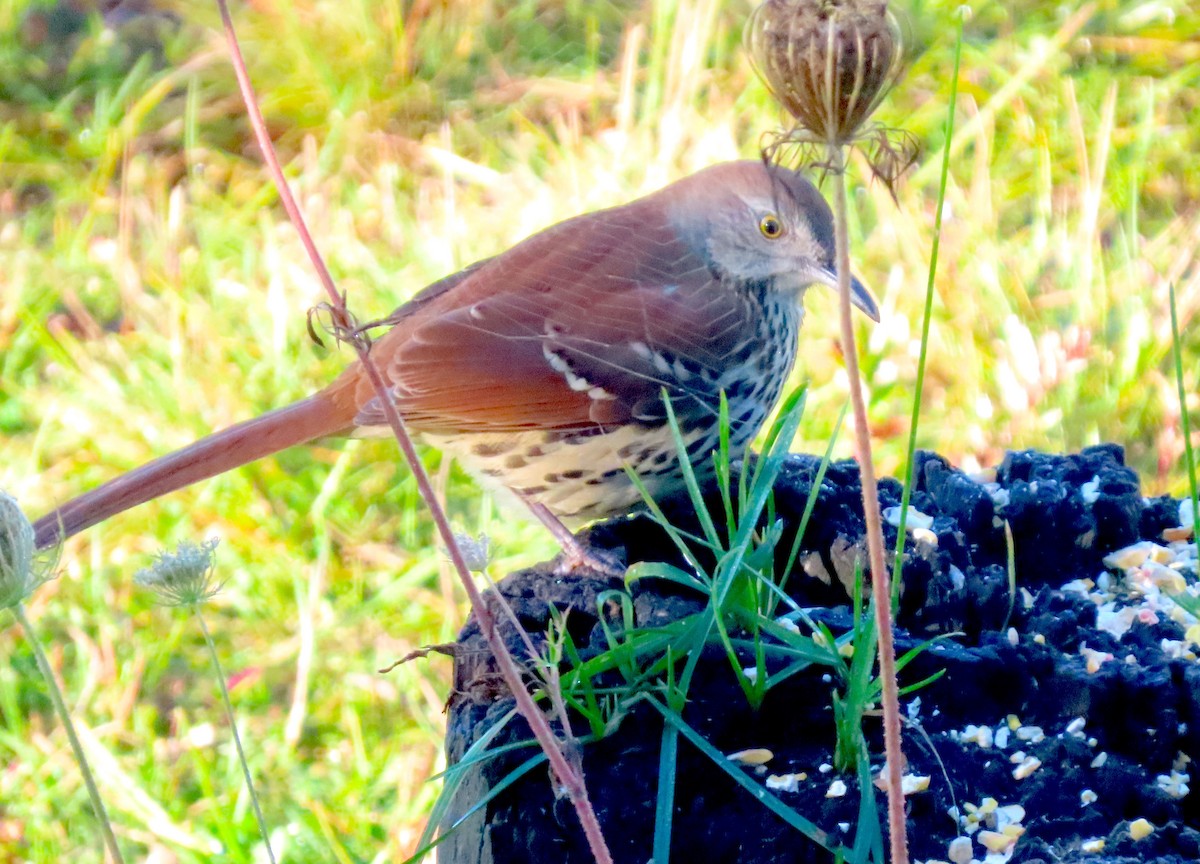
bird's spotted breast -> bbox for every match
[426,290,803,525]
[425,422,712,525]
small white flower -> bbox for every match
[135,539,222,607]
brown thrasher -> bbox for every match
[32,161,877,564]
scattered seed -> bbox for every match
[947,836,973,864]
[1013,756,1042,780]
[1002,824,1027,840]
[1080,838,1105,854]
[1080,644,1114,674]
[1066,717,1086,736]
[883,506,934,530]
[1103,541,1153,571]
[1091,752,1108,768]
[995,804,1025,828]
[1080,789,1098,806]
[1155,770,1190,799]
[766,773,800,793]
[1151,544,1176,564]
[1016,725,1045,744]
[874,772,930,794]
[1095,605,1135,639]
[727,748,773,766]
[913,527,938,547]
[1129,818,1154,840]
[826,779,847,798]
[979,830,1015,853]
[903,775,930,794]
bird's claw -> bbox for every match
[553,543,627,581]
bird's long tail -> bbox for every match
[32,393,357,550]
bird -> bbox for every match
[31,160,878,569]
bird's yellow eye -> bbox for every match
[759,214,784,239]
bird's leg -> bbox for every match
[523,500,627,579]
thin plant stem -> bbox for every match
[1169,283,1199,557]
[213,4,612,861]
[13,603,126,864]
[828,148,908,864]
[890,18,964,595]
[194,609,277,864]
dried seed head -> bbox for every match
[451,532,491,573]
[747,0,899,145]
[0,492,53,609]
[135,538,223,607]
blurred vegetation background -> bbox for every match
[0,0,1197,860]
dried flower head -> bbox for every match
[451,532,492,573]
[0,492,54,609]
[135,538,223,607]
[747,0,900,146]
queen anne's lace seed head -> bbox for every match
[135,538,223,607]
[0,492,53,610]
[746,0,899,146]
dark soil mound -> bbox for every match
[439,446,1199,864]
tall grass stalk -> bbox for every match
[194,610,278,864]
[1169,282,1199,557]
[1,494,123,862]
[12,603,126,864]
[135,539,275,860]
[212,2,613,860]
[829,148,907,864]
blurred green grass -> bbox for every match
[0,0,1197,860]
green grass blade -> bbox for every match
[850,747,884,864]
[661,389,723,548]
[649,696,840,855]
[1169,282,1199,560]
[406,746,549,864]
[652,723,680,864]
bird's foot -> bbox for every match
[521,498,627,580]
[553,541,627,581]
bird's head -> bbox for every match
[671,161,879,322]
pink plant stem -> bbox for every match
[830,147,909,864]
[213,4,613,861]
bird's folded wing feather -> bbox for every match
[352,203,755,433]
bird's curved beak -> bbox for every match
[812,266,880,323]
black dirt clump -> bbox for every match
[440,446,1198,864]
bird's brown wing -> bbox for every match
[350,203,755,434]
